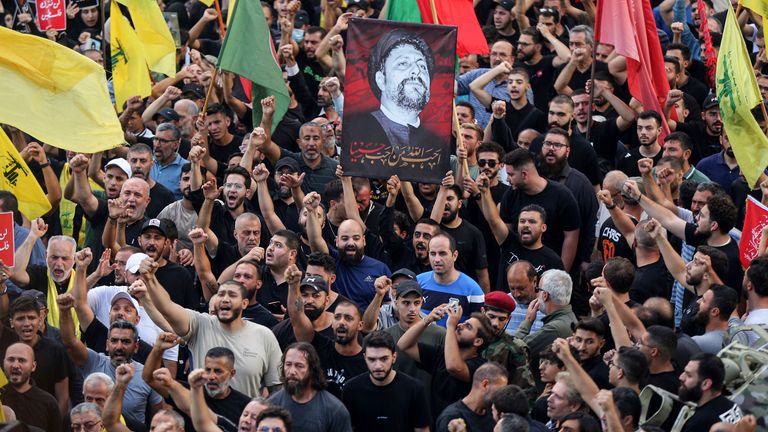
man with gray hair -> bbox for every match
[345,28,442,159]
[83,372,115,410]
[554,25,605,96]
[150,122,189,200]
[70,402,104,432]
[174,99,200,140]
[514,269,576,384]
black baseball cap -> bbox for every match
[391,268,416,281]
[182,83,205,99]
[275,157,301,173]
[395,280,423,298]
[300,276,329,293]
[345,0,369,10]
[294,10,310,27]
[156,108,180,121]
[141,218,170,237]
[703,94,719,110]
[497,0,514,10]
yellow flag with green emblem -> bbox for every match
[716,5,768,188]
[0,26,123,153]
[117,0,176,76]
[0,129,52,220]
[110,0,152,112]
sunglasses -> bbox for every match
[478,159,498,168]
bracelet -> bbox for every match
[39,162,50,168]
[605,203,616,210]
[473,193,482,201]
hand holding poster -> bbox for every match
[341,18,457,184]
[0,212,14,267]
[739,195,768,267]
[36,0,67,31]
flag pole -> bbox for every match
[428,0,469,177]
[586,0,600,142]
[202,68,219,113]
[214,0,227,40]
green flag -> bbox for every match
[217,0,289,132]
[716,6,768,188]
[385,0,424,22]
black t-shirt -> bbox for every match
[147,182,176,219]
[465,183,510,290]
[582,355,611,390]
[598,299,640,351]
[242,303,279,329]
[497,232,564,291]
[517,55,558,112]
[210,242,241,280]
[560,60,609,94]
[81,319,153,364]
[272,318,335,352]
[311,332,367,400]
[494,99,548,141]
[342,372,432,432]
[679,76,710,107]
[296,50,326,100]
[435,399,495,432]
[646,370,683,432]
[256,265,289,314]
[681,395,742,432]
[441,220,488,276]
[25,265,68,299]
[0,384,63,432]
[587,118,625,170]
[208,135,244,181]
[683,223,745,292]
[205,388,252,432]
[499,180,581,256]
[631,259,674,304]
[616,146,663,177]
[417,342,486,417]
[156,261,198,310]
[596,215,637,264]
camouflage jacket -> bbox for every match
[482,332,537,399]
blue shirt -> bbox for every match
[456,68,510,128]
[506,300,545,334]
[330,248,391,310]
[150,153,188,200]
[695,151,741,194]
[6,223,47,296]
[417,271,485,327]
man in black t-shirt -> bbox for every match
[570,319,610,390]
[397,303,494,417]
[286,266,367,399]
[136,219,197,310]
[514,26,571,112]
[498,148,580,272]
[200,103,244,180]
[342,331,431,432]
[668,93,723,163]
[554,25,610,95]
[679,353,743,431]
[435,362,508,432]
[431,184,490,292]
[126,144,175,218]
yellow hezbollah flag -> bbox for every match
[0,129,52,220]
[117,0,177,77]
[0,27,123,153]
[716,5,768,188]
[111,0,152,112]
[739,0,768,34]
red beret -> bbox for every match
[484,291,516,313]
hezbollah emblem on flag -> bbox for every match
[111,40,128,71]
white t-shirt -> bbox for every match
[88,285,178,361]
[183,311,282,397]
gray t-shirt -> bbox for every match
[157,200,198,250]
[692,330,726,354]
[268,389,352,432]
[83,349,163,425]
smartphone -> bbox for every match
[267,301,284,314]
[448,297,460,312]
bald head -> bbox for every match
[603,171,628,194]
[120,178,151,221]
[4,342,36,389]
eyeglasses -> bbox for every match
[542,140,568,149]
[71,420,102,431]
[539,7,557,14]
[478,159,498,168]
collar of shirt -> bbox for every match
[380,104,421,128]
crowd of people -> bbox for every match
[1,0,768,430]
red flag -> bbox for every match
[415,0,489,57]
[739,196,768,268]
[596,0,671,140]
[0,212,13,267]
[697,0,717,88]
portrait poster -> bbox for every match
[163,12,182,48]
[36,0,67,31]
[0,212,13,267]
[341,18,457,184]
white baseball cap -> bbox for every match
[105,158,132,177]
[125,253,150,274]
